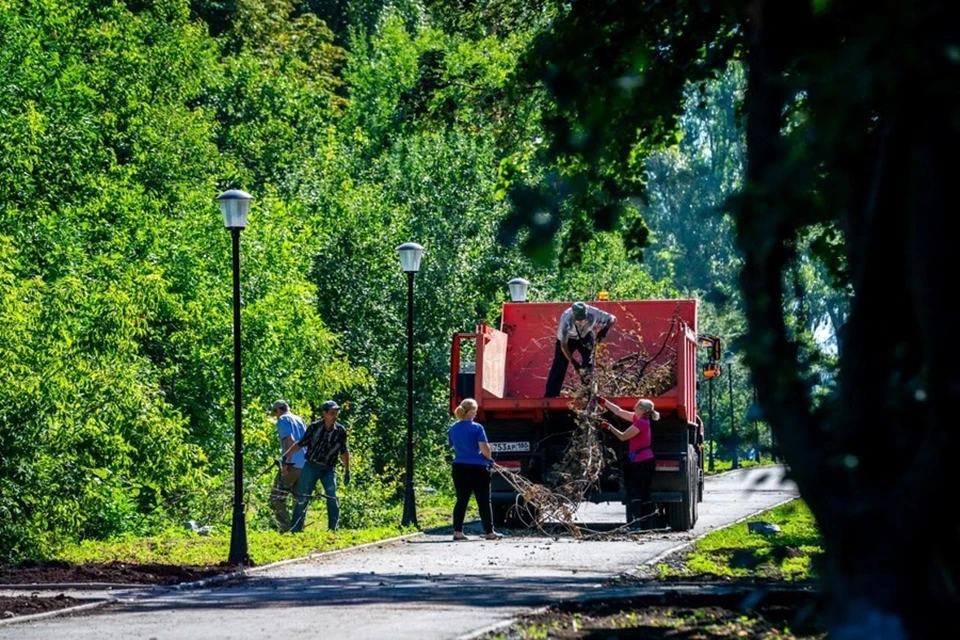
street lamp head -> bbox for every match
[724,350,735,365]
[397,242,424,273]
[507,277,530,302]
[217,189,253,229]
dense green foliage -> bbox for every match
[0,0,789,562]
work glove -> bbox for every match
[343,470,351,486]
[597,397,608,408]
[598,421,612,430]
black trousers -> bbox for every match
[452,463,494,534]
[544,334,595,397]
[627,458,656,526]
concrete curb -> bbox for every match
[0,582,151,590]
[0,527,432,628]
[456,605,552,640]
[572,580,818,605]
[0,599,113,628]
[162,528,428,593]
[454,490,800,640]
[631,494,799,576]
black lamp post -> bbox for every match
[698,336,720,473]
[724,350,739,470]
[218,188,252,565]
[398,242,424,528]
[753,385,761,463]
[708,371,716,472]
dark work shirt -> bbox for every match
[298,420,349,467]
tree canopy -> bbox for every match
[0,11,889,638]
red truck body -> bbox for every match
[450,299,705,530]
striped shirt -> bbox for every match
[298,420,349,467]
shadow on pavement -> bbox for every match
[118,572,602,613]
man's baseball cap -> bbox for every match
[321,400,340,412]
[572,302,587,320]
[271,399,289,412]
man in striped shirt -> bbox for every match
[284,400,351,532]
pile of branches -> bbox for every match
[493,333,678,536]
[590,331,678,399]
[493,378,611,537]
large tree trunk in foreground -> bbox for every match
[738,1,959,637]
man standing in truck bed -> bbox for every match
[545,301,617,397]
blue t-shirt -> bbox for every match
[448,420,489,466]
[277,413,307,468]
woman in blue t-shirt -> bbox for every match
[448,398,500,540]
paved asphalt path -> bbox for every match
[3,466,797,640]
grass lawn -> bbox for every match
[706,457,780,474]
[55,492,460,567]
[657,499,822,581]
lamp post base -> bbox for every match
[228,505,249,565]
[401,482,418,528]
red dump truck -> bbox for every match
[450,297,711,531]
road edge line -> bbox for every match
[0,528,432,628]
[0,582,148,590]
[456,605,552,640]
[163,529,429,592]
[0,599,113,628]
[632,494,799,575]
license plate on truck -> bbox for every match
[489,441,531,453]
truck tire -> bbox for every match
[666,445,699,531]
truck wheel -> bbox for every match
[666,445,699,531]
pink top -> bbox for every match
[628,417,653,463]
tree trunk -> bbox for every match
[738,1,960,637]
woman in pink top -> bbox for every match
[599,397,661,529]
